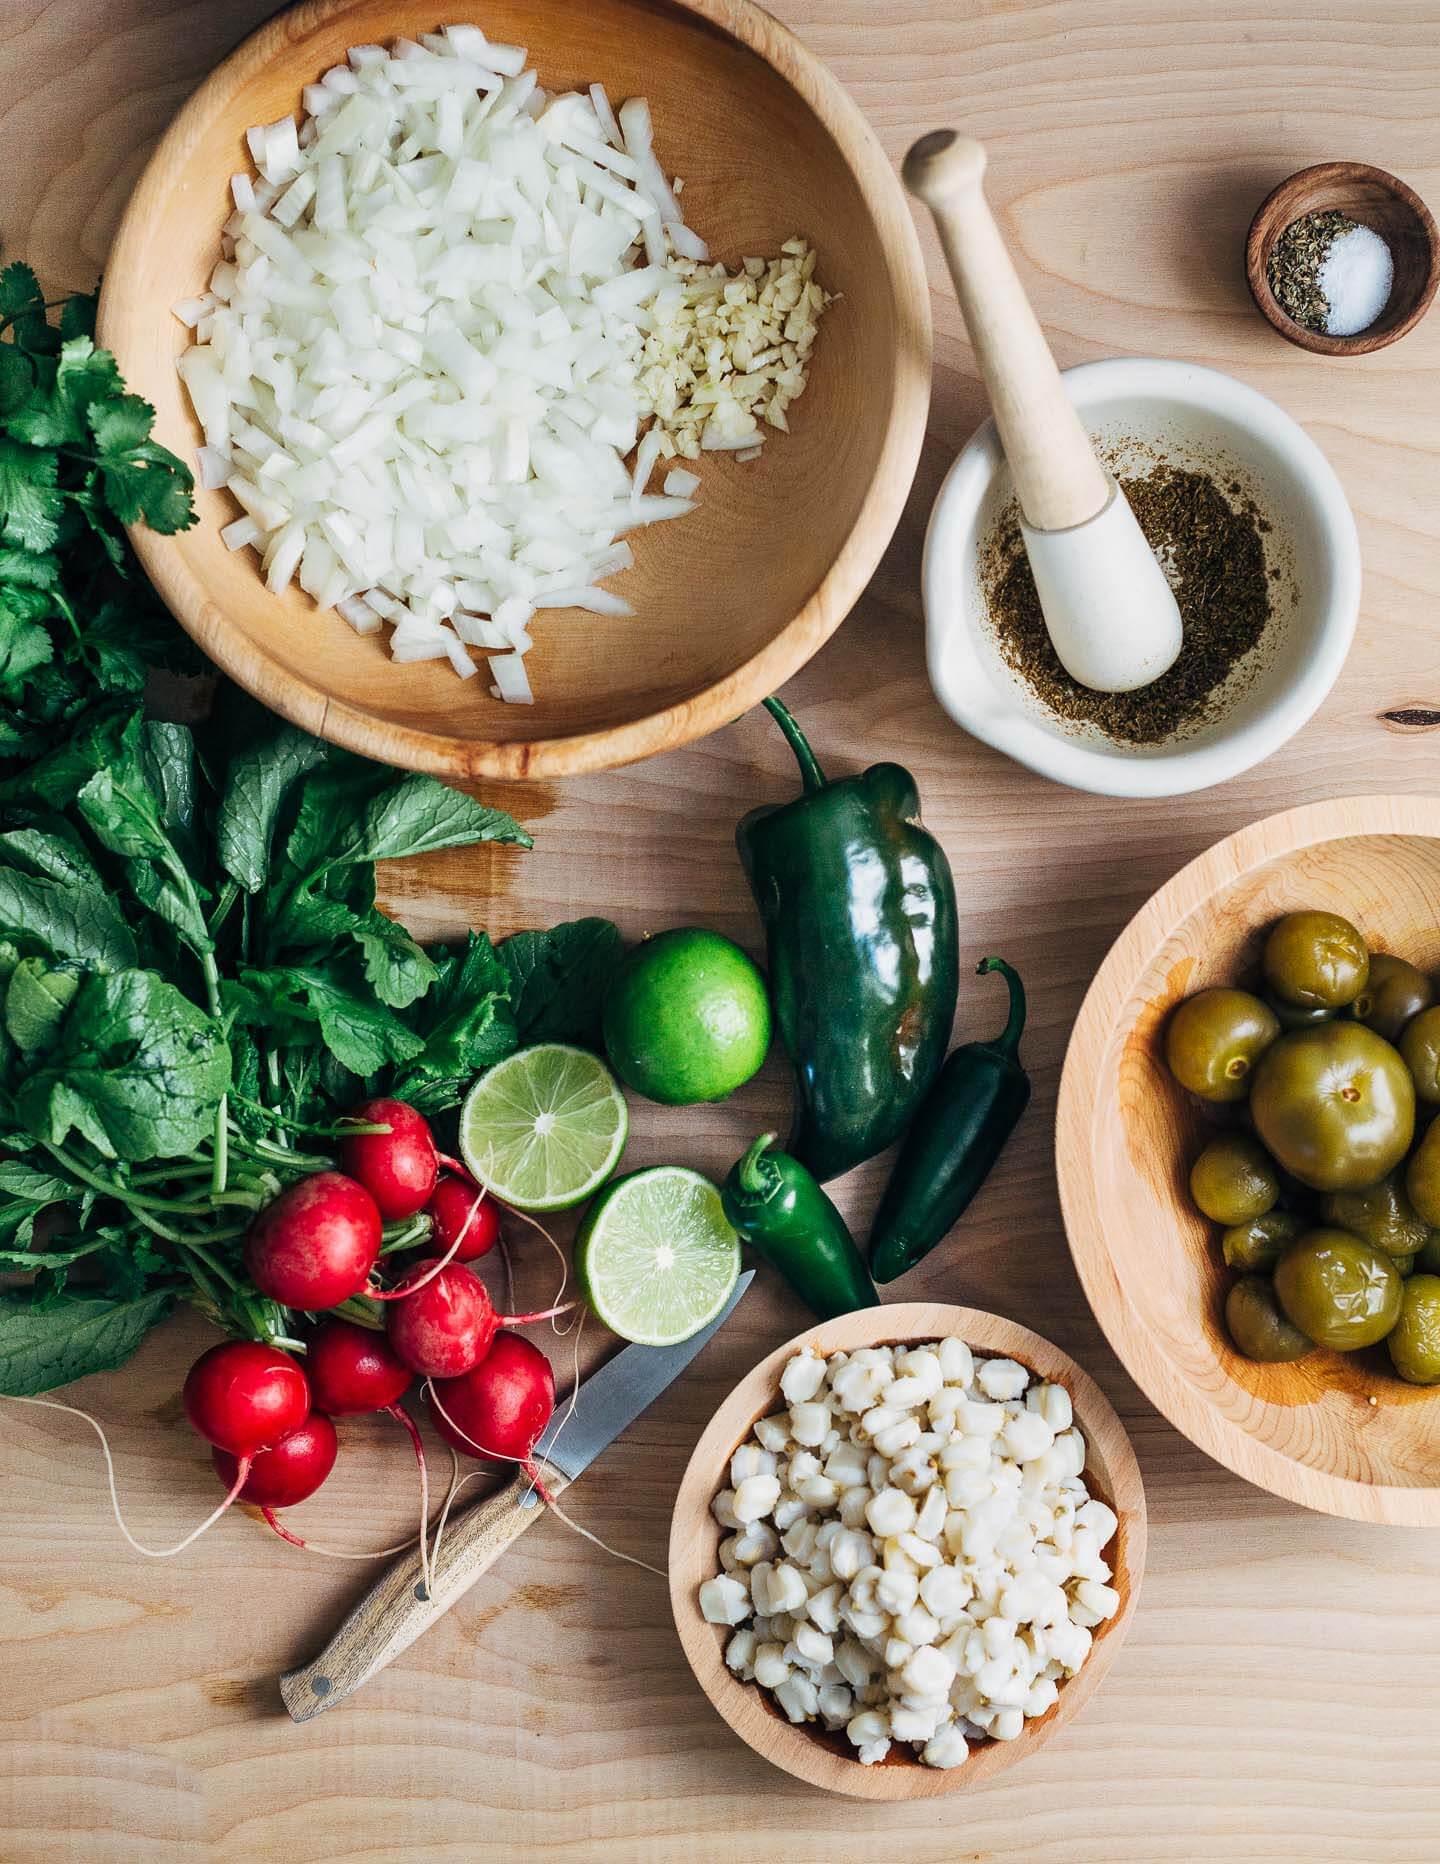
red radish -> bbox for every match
[340,1098,439,1220]
[386,1260,497,1378]
[426,1174,501,1262]
[183,1340,310,1456]
[306,1319,411,1415]
[244,1171,382,1309]
[429,1331,556,1468]
[386,1261,572,1379]
[212,1413,337,1508]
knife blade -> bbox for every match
[520,1268,755,1501]
[279,1270,754,1720]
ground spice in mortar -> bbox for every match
[980,463,1273,744]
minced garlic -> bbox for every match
[637,238,830,460]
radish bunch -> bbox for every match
[181,1098,561,1530]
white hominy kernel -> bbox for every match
[919,1563,971,1622]
[866,1487,917,1538]
[846,1708,891,1765]
[890,1702,942,1743]
[732,1520,779,1566]
[1001,1411,1055,1464]
[875,1568,920,1616]
[818,1682,854,1726]
[901,1644,955,1700]
[976,1358,1030,1401]
[711,1489,740,1530]
[797,1475,841,1510]
[754,1414,790,1454]
[923,1723,970,1769]
[699,1576,750,1625]
[872,1417,922,1458]
[884,1635,914,1672]
[1028,1382,1073,1431]
[733,1474,781,1524]
[773,1496,808,1531]
[1077,1499,1119,1547]
[837,1486,871,1530]
[781,1516,818,1561]
[786,1450,820,1486]
[788,1402,830,1446]
[1024,1676,1059,1718]
[894,1528,938,1569]
[718,1535,740,1574]
[1071,1579,1121,1625]
[882,1374,933,1411]
[937,1337,974,1387]
[729,1444,776,1486]
[794,1622,834,1666]
[1054,1429,1088,1479]
[780,1350,827,1404]
[914,1485,949,1542]
[956,1398,1006,1436]
[753,1642,791,1689]
[991,1707,1025,1741]
[805,1583,842,1635]
[895,1605,940,1649]
[823,1442,869,1485]
[845,1604,888,1640]
[866,1452,890,1493]
[725,1627,757,1674]
[766,1563,808,1616]
[774,1674,819,1723]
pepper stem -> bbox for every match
[978,957,1027,1058]
[735,1132,781,1196]
[763,697,827,794]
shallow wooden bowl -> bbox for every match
[669,1302,1146,1800]
[1058,796,1440,1526]
[1246,161,1439,357]
[97,0,930,779]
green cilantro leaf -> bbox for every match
[0,438,62,552]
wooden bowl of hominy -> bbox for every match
[668,1303,1146,1800]
[96,0,930,780]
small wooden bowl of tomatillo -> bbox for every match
[1059,795,1440,1526]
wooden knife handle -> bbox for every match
[279,1460,569,1722]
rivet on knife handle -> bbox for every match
[278,1459,568,1722]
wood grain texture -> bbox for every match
[96,0,932,780]
[669,1303,1145,1799]
[1058,795,1440,1524]
[4,1,1440,1859]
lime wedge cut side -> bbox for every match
[459,1043,628,1212]
[576,1166,741,1346]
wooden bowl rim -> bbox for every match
[1244,161,1440,358]
[1057,793,1440,1525]
[667,1301,1147,1800]
[96,0,932,781]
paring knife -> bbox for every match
[279,1270,753,1721]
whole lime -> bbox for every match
[602,928,771,1105]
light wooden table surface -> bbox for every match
[4,2,1440,1858]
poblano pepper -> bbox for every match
[721,1133,878,1319]
[869,957,1031,1284]
[737,698,959,1182]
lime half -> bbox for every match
[459,1043,628,1211]
[576,1166,741,1345]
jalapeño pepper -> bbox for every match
[737,698,959,1182]
[869,957,1031,1284]
[721,1133,878,1319]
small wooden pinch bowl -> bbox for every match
[97,0,931,780]
[669,1302,1146,1800]
[1246,161,1439,357]
[1058,795,1440,1526]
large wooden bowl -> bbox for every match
[1058,796,1440,1526]
[97,0,930,780]
[669,1302,1146,1800]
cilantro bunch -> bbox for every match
[0,262,198,759]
